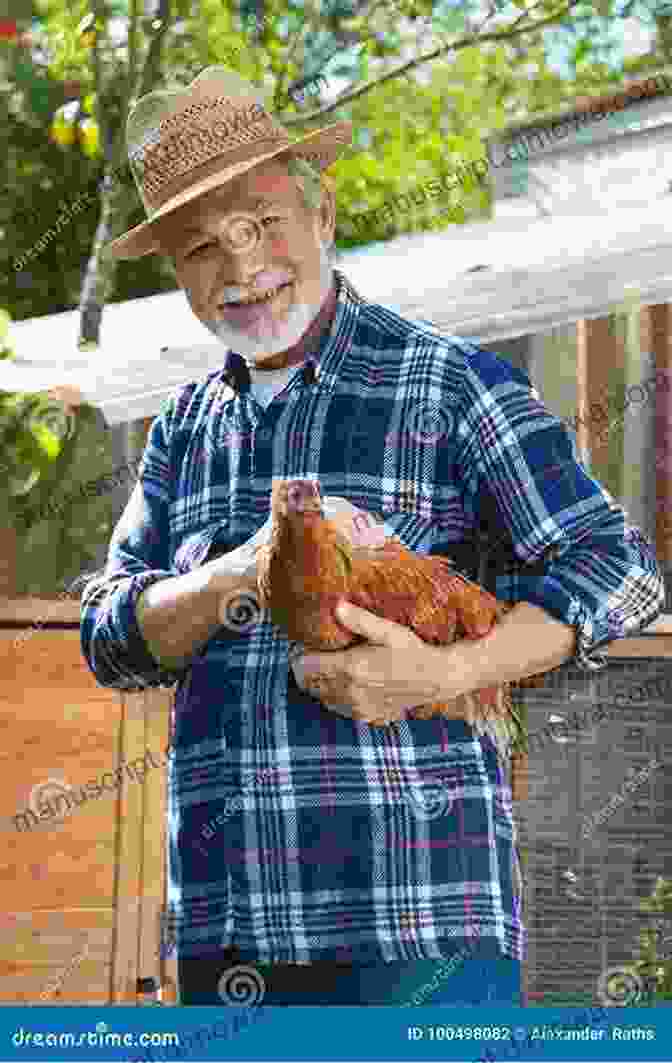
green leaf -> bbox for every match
[0,309,10,347]
[29,420,62,459]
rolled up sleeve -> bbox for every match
[454,351,666,670]
[80,398,187,690]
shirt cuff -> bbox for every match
[514,576,608,672]
[115,570,190,689]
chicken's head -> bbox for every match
[270,479,323,521]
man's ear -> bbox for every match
[318,174,336,247]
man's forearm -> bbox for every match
[431,602,576,700]
[135,563,256,671]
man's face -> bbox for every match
[154,158,335,366]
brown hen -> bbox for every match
[257,479,542,757]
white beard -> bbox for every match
[202,243,334,366]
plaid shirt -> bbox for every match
[80,270,664,966]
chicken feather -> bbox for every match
[257,479,537,758]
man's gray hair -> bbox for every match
[286,156,336,259]
[286,156,324,211]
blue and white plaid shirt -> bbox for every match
[80,270,664,965]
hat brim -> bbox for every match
[106,119,352,261]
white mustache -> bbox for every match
[220,268,293,303]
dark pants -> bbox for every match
[178,945,521,1006]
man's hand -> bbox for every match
[209,498,386,628]
[292,601,467,726]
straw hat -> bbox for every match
[107,65,352,260]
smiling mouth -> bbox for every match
[224,281,293,308]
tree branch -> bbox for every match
[281,0,581,126]
[110,0,172,171]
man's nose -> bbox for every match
[220,255,264,291]
[214,219,266,286]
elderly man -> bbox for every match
[82,66,664,1007]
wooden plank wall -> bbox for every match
[0,627,172,1004]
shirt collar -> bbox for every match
[222,270,363,398]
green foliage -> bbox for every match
[0,309,87,533]
[625,876,672,1002]
[13,406,116,595]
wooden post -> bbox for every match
[650,305,672,601]
[575,320,591,466]
[582,314,625,484]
